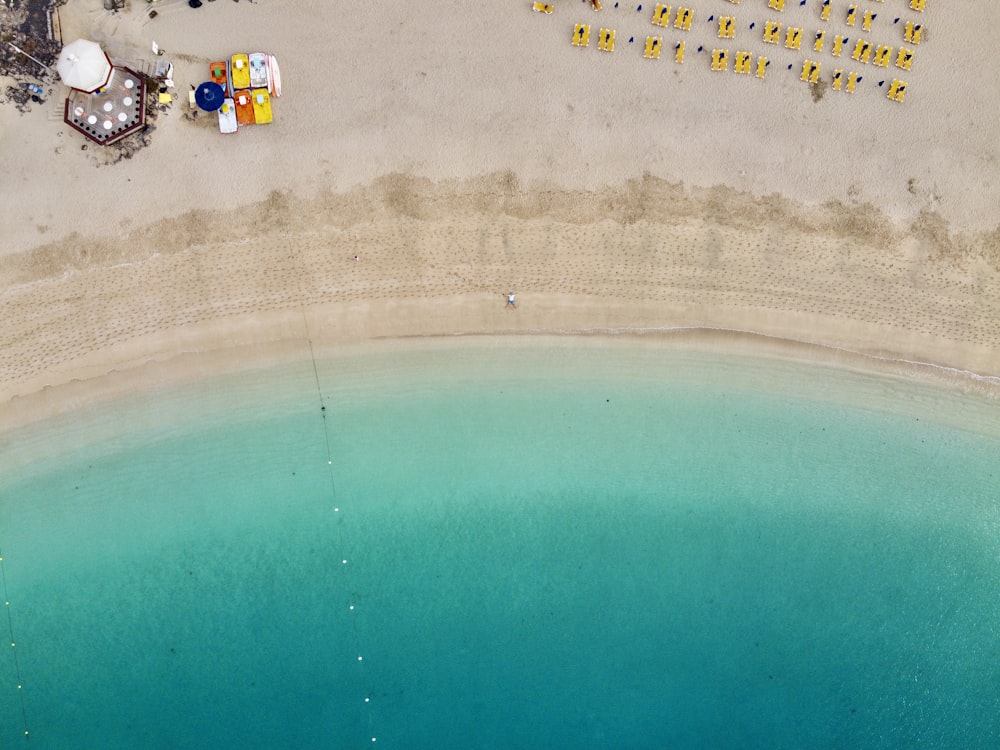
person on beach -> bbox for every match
[505,293,516,309]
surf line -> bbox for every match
[0,547,30,742]
[300,310,379,745]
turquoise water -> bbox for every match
[1,342,999,748]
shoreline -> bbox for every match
[2,319,998,436]
[4,329,1000,481]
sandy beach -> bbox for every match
[1,0,999,429]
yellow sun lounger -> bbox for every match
[909,0,926,11]
[675,39,685,63]
[768,0,785,11]
[800,60,821,84]
[814,31,825,52]
[832,68,843,90]
[726,0,741,4]
[845,71,861,93]
[719,16,735,39]
[756,55,769,78]
[874,45,891,67]
[862,11,877,33]
[531,2,553,13]
[785,27,802,50]
[652,3,671,27]
[598,28,615,52]
[572,24,591,47]
[887,78,907,102]
[644,35,663,59]
[832,35,846,56]
[674,7,693,30]
[895,47,914,70]
[846,5,857,26]
[763,21,781,44]
[711,48,729,71]
[735,51,753,74]
[820,0,831,22]
[852,39,872,63]
[904,22,923,45]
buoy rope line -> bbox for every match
[301,312,379,746]
[0,547,30,743]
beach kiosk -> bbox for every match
[58,40,147,146]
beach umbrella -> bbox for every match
[56,39,113,93]
[194,81,225,112]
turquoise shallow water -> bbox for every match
[1,342,999,749]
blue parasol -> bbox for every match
[194,81,224,112]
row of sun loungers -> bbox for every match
[707,50,766,79]
[643,36,688,63]
[703,51,908,101]
[538,0,928,35]
[650,5,694,31]
[549,2,926,46]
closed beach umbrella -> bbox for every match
[194,81,225,112]
[57,39,113,93]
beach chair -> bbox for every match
[644,35,662,59]
[887,78,906,102]
[831,68,843,90]
[711,48,729,71]
[874,45,891,67]
[785,27,802,50]
[768,0,785,11]
[674,7,692,31]
[572,23,591,47]
[735,51,753,74]
[756,55,769,78]
[820,0,831,22]
[845,71,861,93]
[904,22,923,45]
[598,28,616,52]
[846,4,857,26]
[851,39,872,63]
[675,39,685,62]
[726,0,741,4]
[862,11,876,33]
[763,21,781,44]
[800,60,821,84]
[531,2,553,13]
[832,34,846,56]
[895,47,914,71]
[652,3,671,27]
[719,16,735,39]
[814,30,825,52]
[909,0,926,11]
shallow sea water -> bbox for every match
[1,341,998,749]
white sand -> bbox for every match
[1,0,998,426]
